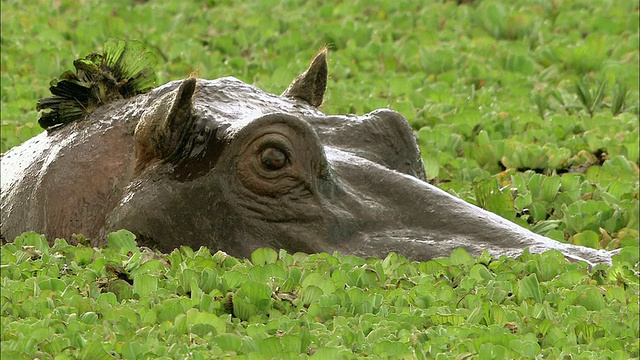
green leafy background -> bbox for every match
[1,0,639,358]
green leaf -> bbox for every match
[469,263,495,282]
[240,281,272,308]
[133,274,158,297]
[479,343,510,360]
[612,246,639,267]
[489,304,507,325]
[573,230,601,249]
[450,248,475,269]
[301,272,336,295]
[575,322,605,343]
[155,298,186,323]
[611,81,628,116]
[38,278,66,292]
[301,285,323,306]
[214,333,243,352]
[233,280,272,320]
[530,220,561,236]
[14,232,49,254]
[373,340,412,358]
[509,338,541,358]
[430,313,465,326]
[107,279,134,302]
[518,273,543,303]
[281,334,303,353]
[187,309,226,337]
[257,336,282,356]
[80,312,99,325]
[79,340,114,360]
[310,347,350,359]
[251,248,278,266]
[221,270,249,291]
[577,287,606,311]
[106,230,138,254]
[120,342,143,360]
[539,175,561,203]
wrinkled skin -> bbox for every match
[1,50,615,265]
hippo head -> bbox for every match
[0,50,614,265]
[105,49,423,256]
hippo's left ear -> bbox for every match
[135,78,197,166]
[281,47,328,107]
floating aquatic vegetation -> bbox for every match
[36,39,158,129]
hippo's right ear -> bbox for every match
[281,47,328,107]
[134,78,197,166]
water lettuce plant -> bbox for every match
[1,231,638,359]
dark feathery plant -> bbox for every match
[36,39,158,130]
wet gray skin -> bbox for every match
[1,50,615,265]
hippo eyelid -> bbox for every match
[257,140,292,160]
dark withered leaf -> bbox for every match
[57,70,80,82]
[36,39,158,130]
[38,100,85,129]
[38,112,59,129]
[74,58,100,75]
[58,101,87,121]
[48,80,91,100]
[36,96,67,111]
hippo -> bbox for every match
[1,49,614,265]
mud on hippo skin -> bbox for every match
[0,49,615,265]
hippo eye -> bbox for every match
[260,147,288,171]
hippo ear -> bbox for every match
[281,47,328,107]
[135,78,197,165]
